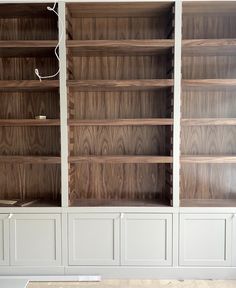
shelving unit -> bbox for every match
[0,3,61,207]
[66,2,174,207]
[181,1,236,207]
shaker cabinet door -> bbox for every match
[180,214,232,266]
[121,213,172,266]
[10,214,61,266]
[68,213,120,265]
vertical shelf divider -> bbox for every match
[173,0,182,208]
[59,1,69,208]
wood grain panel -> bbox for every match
[0,126,60,156]
[70,126,170,156]
[0,4,58,18]
[70,90,171,119]
[182,56,236,79]
[0,80,59,91]
[71,54,170,80]
[0,91,59,119]
[0,57,58,80]
[70,16,172,40]
[183,14,236,39]
[181,126,236,155]
[0,18,57,41]
[67,2,173,17]
[69,163,171,203]
[0,163,61,202]
[180,163,236,200]
[182,88,236,118]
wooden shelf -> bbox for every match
[182,79,236,88]
[181,155,236,164]
[70,199,170,207]
[0,80,59,92]
[0,41,57,57]
[182,39,236,56]
[69,155,173,164]
[0,119,60,126]
[67,40,174,56]
[67,79,174,91]
[0,199,60,208]
[182,118,236,126]
[0,156,61,164]
[181,199,236,208]
[69,118,173,126]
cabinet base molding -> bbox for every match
[0,267,236,280]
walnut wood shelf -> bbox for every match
[69,155,173,164]
[182,39,236,56]
[70,199,170,207]
[182,79,236,88]
[0,40,57,57]
[181,155,236,164]
[67,40,174,55]
[0,119,60,126]
[67,80,174,91]
[0,156,61,164]
[0,80,59,92]
[69,119,173,126]
[182,118,236,126]
[181,199,236,208]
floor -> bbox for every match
[27,280,236,288]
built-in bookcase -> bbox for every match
[66,2,175,206]
[181,1,236,207]
[0,3,61,207]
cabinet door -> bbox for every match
[180,214,232,266]
[68,213,120,265]
[10,214,61,266]
[0,214,9,266]
[121,213,172,266]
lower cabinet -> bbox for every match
[68,213,120,265]
[10,214,61,266]
[179,214,233,266]
[121,213,172,266]
[68,213,173,266]
[0,214,9,266]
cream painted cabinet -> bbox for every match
[180,214,233,267]
[10,214,61,266]
[68,213,120,265]
[0,214,9,266]
[121,214,172,266]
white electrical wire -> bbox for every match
[35,1,63,82]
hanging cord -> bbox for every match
[35,1,63,82]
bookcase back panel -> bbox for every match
[0,127,60,156]
[182,56,236,79]
[0,92,60,119]
[182,126,236,155]
[69,90,171,119]
[0,163,61,202]
[182,88,236,118]
[71,54,171,80]
[67,2,174,40]
[69,163,171,205]
[0,57,58,80]
[182,14,236,39]
[181,163,236,200]
[70,126,171,156]
[0,18,57,41]
[71,16,171,40]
